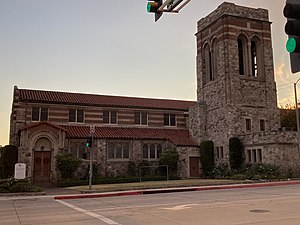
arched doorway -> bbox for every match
[33,137,52,184]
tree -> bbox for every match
[199,140,214,177]
[229,137,244,170]
[159,148,179,177]
[0,145,18,179]
[280,108,297,130]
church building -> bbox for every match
[9,2,300,184]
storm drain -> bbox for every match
[249,209,271,213]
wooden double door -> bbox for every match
[33,151,51,181]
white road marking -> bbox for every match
[161,204,198,211]
[56,199,121,225]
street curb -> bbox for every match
[53,180,300,200]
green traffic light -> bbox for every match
[287,37,297,53]
[147,3,152,12]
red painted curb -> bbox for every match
[194,181,300,191]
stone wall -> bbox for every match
[239,131,300,170]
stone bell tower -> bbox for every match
[189,2,280,162]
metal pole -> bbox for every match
[89,135,93,190]
[294,79,300,157]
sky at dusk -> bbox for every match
[0,0,296,146]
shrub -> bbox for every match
[229,137,244,170]
[0,178,42,193]
[55,154,81,179]
[159,148,179,177]
[243,163,280,180]
[213,163,231,178]
[200,140,214,178]
[128,161,137,177]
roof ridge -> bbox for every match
[18,87,196,103]
[16,87,196,110]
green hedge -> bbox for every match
[0,178,42,193]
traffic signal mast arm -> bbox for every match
[147,0,192,22]
[159,0,192,13]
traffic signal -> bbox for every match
[284,0,300,73]
[86,137,92,148]
[147,0,163,22]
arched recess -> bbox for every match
[28,130,58,182]
[211,37,218,80]
[250,36,263,77]
[237,34,249,75]
[202,42,211,85]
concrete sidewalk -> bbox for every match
[53,180,300,200]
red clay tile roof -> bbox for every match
[64,126,198,147]
[17,88,196,110]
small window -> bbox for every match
[69,109,84,123]
[103,111,117,124]
[164,114,176,126]
[134,112,148,125]
[246,119,251,132]
[32,107,40,121]
[69,109,76,122]
[32,107,48,121]
[77,109,84,123]
[260,119,265,131]
[215,146,224,159]
[246,148,263,164]
[220,146,224,158]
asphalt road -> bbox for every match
[1,184,300,225]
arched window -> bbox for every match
[250,37,262,77]
[237,35,248,75]
[142,144,148,159]
[157,144,162,158]
[142,143,163,160]
[211,38,218,80]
